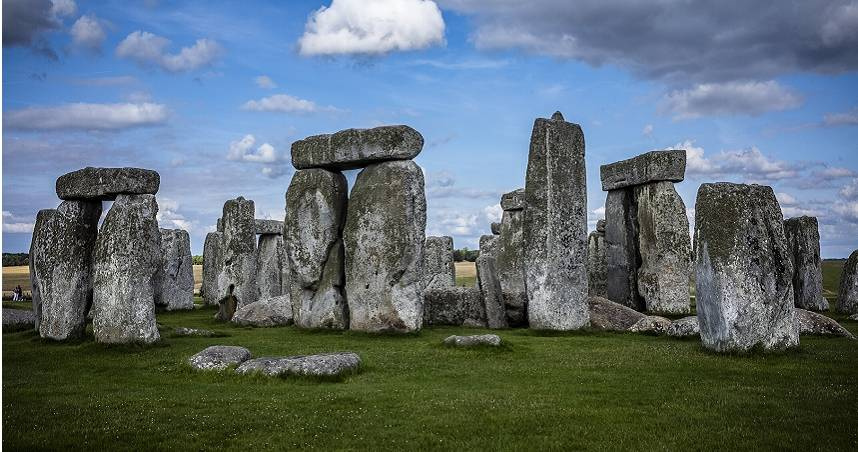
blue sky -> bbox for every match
[3,0,858,257]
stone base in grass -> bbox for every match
[235,352,361,378]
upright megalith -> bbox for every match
[784,216,828,311]
[694,183,798,352]
[216,197,257,320]
[635,182,692,314]
[292,125,423,171]
[284,169,349,329]
[56,167,160,200]
[604,189,642,310]
[496,190,527,326]
[155,228,194,311]
[92,194,161,344]
[423,236,455,289]
[836,249,858,314]
[29,208,56,330]
[523,111,589,330]
[257,234,285,300]
[476,235,507,328]
[345,160,426,333]
[202,232,223,306]
[31,201,101,340]
[587,219,607,298]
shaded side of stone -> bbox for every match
[784,216,828,311]
[836,249,858,314]
[605,188,643,310]
[587,229,607,298]
[202,232,223,306]
[29,208,56,331]
[496,209,527,327]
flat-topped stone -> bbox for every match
[599,150,686,191]
[255,219,284,235]
[56,167,159,200]
[443,334,502,347]
[235,352,361,378]
[292,125,423,171]
[500,188,525,211]
[188,345,252,371]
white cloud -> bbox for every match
[824,108,858,126]
[254,75,276,89]
[840,178,858,200]
[642,124,653,137]
[227,135,281,163]
[50,0,77,18]
[661,80,802,120]
[666,140,797,182]
[4,102,167,131]
[833,202,858,223]
[156,198,194,231]
[70,14,105,50]
[241,94,335,113]
[116,31,221,72]
[298,0,445,56]
[2,211,35,233]
[776,192,798,206]
[592,206,605,217]
[484,204,502,223]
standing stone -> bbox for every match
[836,249,858,314]
[496,191,527,327]
[523,111,589,330]
[216,197,257,320]
[155,228,194,310]
[31,201,101,340]
[605,189,643,310]
[292,125,423,171]
[635,182,692,314]
[423,236,455,290]
[257,234,285,300]
[476,235,507,328]
[694,183,798,352]
[784,216,828,311]
[587,219,607,298]
[56,167,160,200]
[284,169,349,329]
[92,194,161,344]
[202,232,223,306]
[345,160,426,333]
[29,208,56,331]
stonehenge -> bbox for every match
[836,249,858,314]
[55,167,160,201]
[601,150,691,315]
[291,125,423,171]
[494,188,527,326]
[216,197,258,320]
[155,228,194,311]
[784,216,828,311]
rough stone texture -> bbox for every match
[345,160,426,333]
[596,219,606,233]
[174,327,216,337]
[422,287,484,326]
[476,236,507,329]
[216,197,258,320]
[443,334,502,347]
[694,183,799,352]
[3,309,36,332]
[587,296,646,331]
[849,314,858,321]
[667,316,699,338]
[29,208,56,331]
[500,188,525,211]
[235,352,361,378]
[155,228,194,311]
[292,125,423,171]
[635,182,692,315]
[423,236,455,290]
[605,189,643,310]
[32,200,101,340]
[56,167,160,201]
[496,209,527,327]
[784,216,828,311]
[255,219,283,235]
[836,250,858,315]
[490,222,501,235]
[188,345,252,371]
[628,315,672,335]
[285,169,349,329]
[202,232,223,306]
[216,218,223,232]
[587,229,607,297]
[599,150,686,191]
[257,234,285,299]
[524,111,589,330]
[92,194,161,344]
[231,295,293,327]
[794,308,854,338]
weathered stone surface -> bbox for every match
[92,194,161,344]
[174,327,216,337]
[3,309,36,332]
[476,239,507,329]
[32,200,101,340]
[216,197,257,320]
[29,208,56,331]
[848,313,858,321]
[292,125,423,171]
[599,150,686,191]
[255,219,283,235]
[524,112,589,330]
[188,345,252,371]
[422,287,484,326]
[605,189,643,310]
[496,209,527,327]
[235,352,361,378]
[202,232,223,306]
[155,228,194,311]
[500,188,525,211]
[587,229,607,297]
[784,216,828,311]
[836,250,858,314]
[587,296,646,331]
[490,222,501,235]
[443,334,502,347]
[216,217,223,232]
[285,169,349,329]
[628,315,672,335]
[231,295,293,327]
[596,219,606,233]
[56,167,160,200]
[695,183,798,352]
[423,236,455,290]
[794,308,854,338]
[345,160,426,333]
[667,316,699,338]
[635,182,692,315]
[257,234,285,299]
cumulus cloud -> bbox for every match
[3,0,77,59]
[666,140,798,182]
[426,170,455,188]
[642,124,653,137]
[254,75,277,89]
[840,178,858,201]
[116,31,221,72]
[661,81,802,120]
[824,108,858,126]
[156,198,194,231]
[227,135,290,178]
[298,0,445,56]
[4,102,168,131]
[484,204,502,223]
[2,211,35,233]
[70,14,106,51]
[241,94,335,113]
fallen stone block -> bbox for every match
[189,345,252,371]
[587,296,646,331]
[235,352,361,378]
[628,315,672,335]
[666,316,699,338]
[795,309,854,338]
[443,334,502,347]
[174,327,217,337]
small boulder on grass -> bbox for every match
[588,296,646,331]
[667,316,699,338]
[628,316,672,335]
[795,309,855,339]
[174,327,217,337]
[188,345,251,371]
[443,334,502,347]
[235,352,361,378]
[231,295,293,327]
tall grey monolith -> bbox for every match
[29,208,56,331]
[155,228,194,310]
[257,234,285,300]
[202,232,223,306]
[587,219,607,298]
[605,189,642,310]
[784,216,828,311]
[423,236,455,289]
[476,235,507,328]
[496,188,527,326]
[836,249,858,314]
[216,197,257,320]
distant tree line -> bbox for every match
[453,248,479,262]
[192,256,203,265]
[3,253,29,266]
